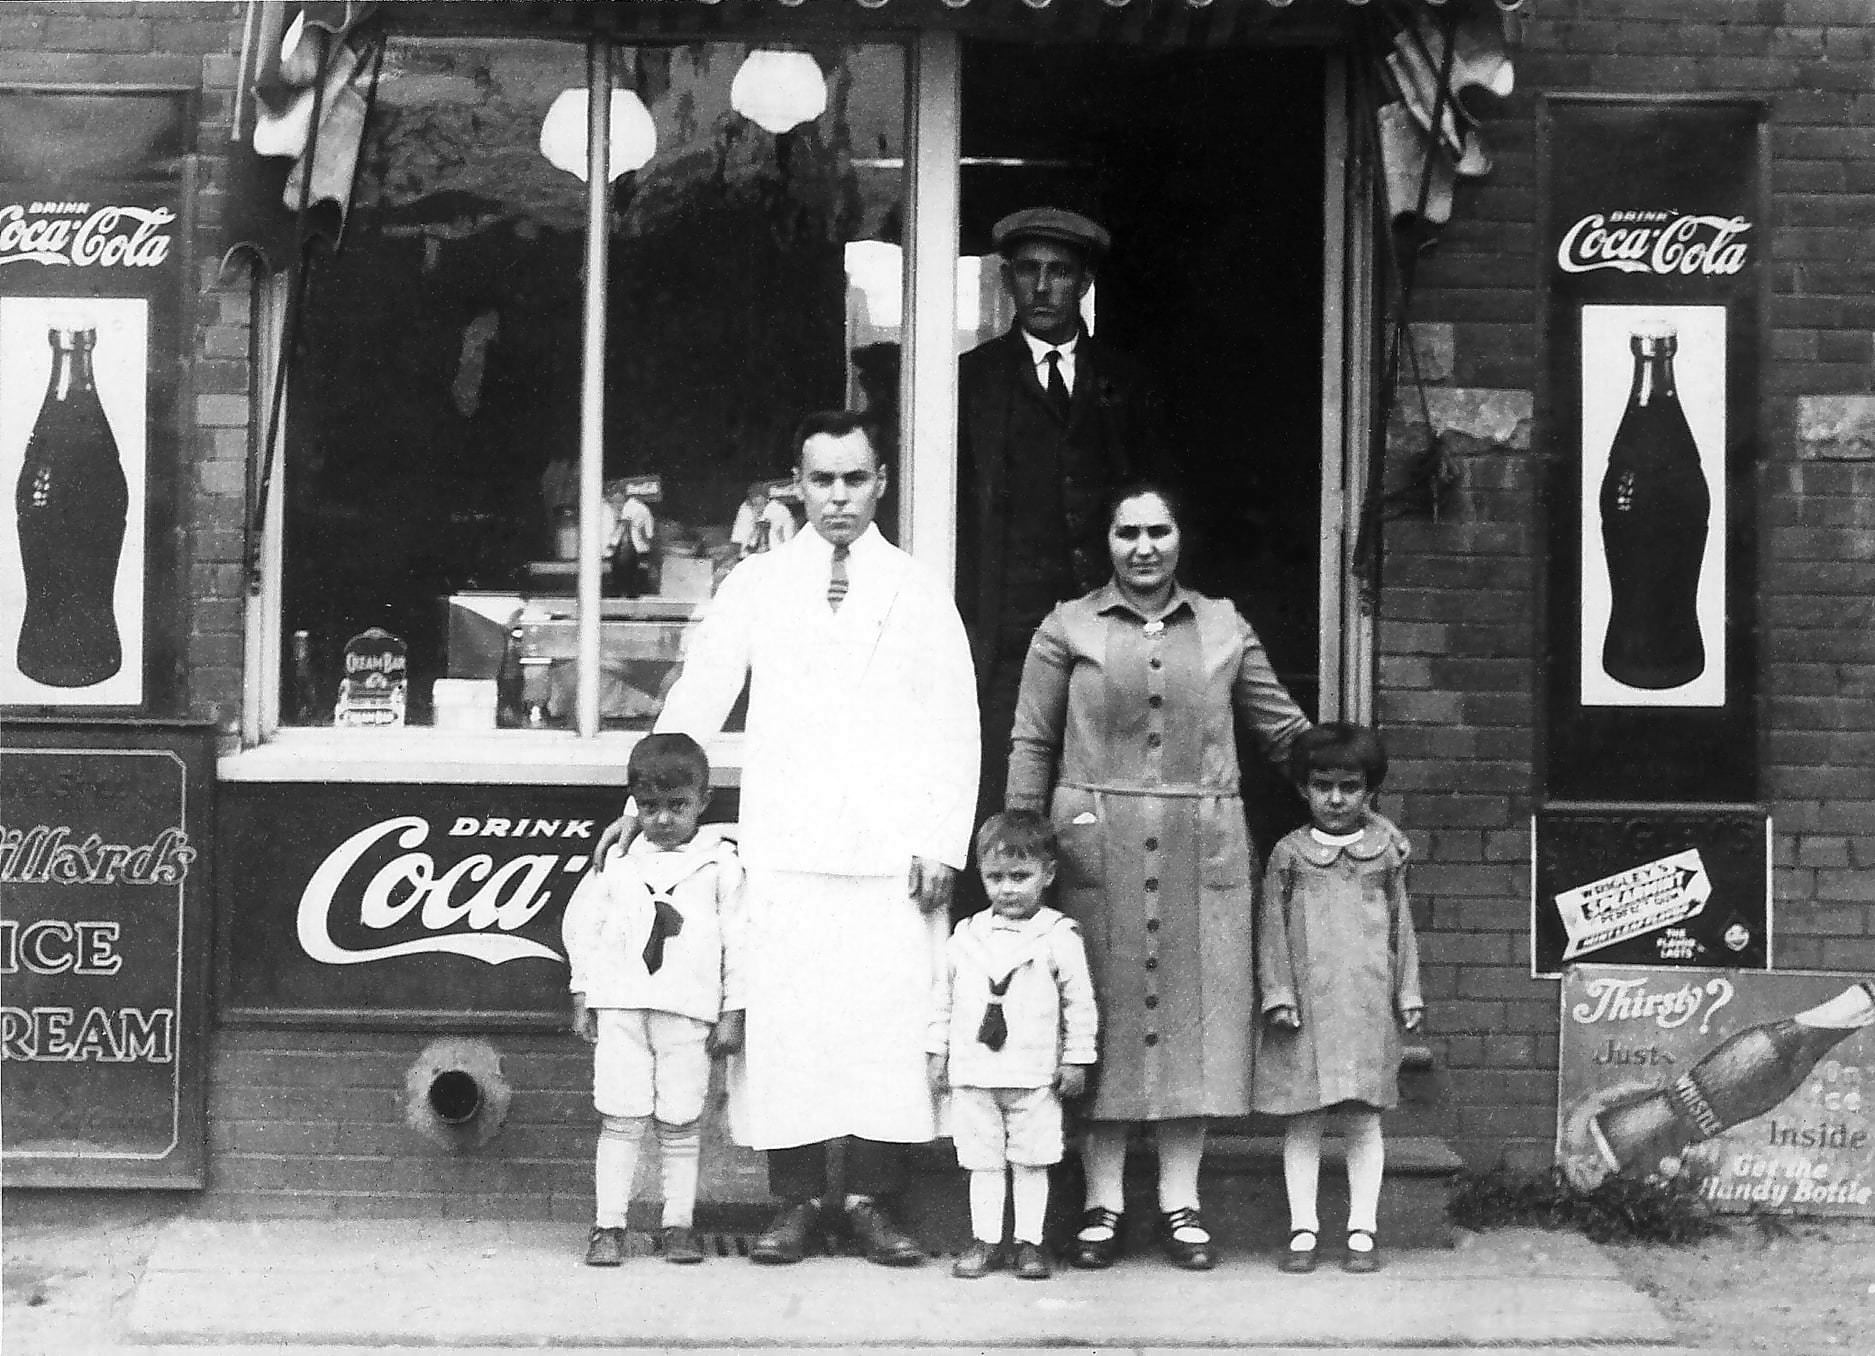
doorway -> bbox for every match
[961,40,1331,849]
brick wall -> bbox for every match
[206,1028,769,1219]
[0,1,252,733]
[1390,0,1875,1168]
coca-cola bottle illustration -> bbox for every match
[1598,323,1710,690]
[1589,981,1875,1177]
[14,326,129,686]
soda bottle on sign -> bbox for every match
[1589,980,1875,1177]
[14,326,129,686]
[1598,323,1710,690]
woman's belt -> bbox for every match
[1059,779,1240,800]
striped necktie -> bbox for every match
[827,543,850,611]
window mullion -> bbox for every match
[576,35,613,737]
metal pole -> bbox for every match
[577,36,611,736]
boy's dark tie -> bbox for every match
[642,891,684,974]
[976,971,1015,1051]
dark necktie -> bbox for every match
[977,971,1016,1051]
[642,890,684,975]
[1044,349,1072,423]
[827,543,850,611]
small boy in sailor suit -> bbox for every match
[928,810,1098,1280]
[561,733,745,1268]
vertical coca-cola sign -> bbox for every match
[0,184,182,710]
[1539,98,1765,802]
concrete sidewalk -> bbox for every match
[124,1219,1680,1350]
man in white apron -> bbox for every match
[644,411,980,1265]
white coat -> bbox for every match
[654,522,981,1147]
[657,523,980,875]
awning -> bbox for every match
[220,0,1521,273]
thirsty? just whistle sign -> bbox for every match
[218,783,734,1025]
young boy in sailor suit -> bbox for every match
[562,733,745,1267]
[928,810,1098,1280]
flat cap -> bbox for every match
[991,207,1110,261]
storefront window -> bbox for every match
[281,36,907,734]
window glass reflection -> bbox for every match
[282,38,907,732]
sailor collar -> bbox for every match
[956,905,1072,971]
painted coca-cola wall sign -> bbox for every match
[1,719,215,1188]
[217,782,738,1026]
[1540,97,1764,803]
[0,178,185,712]
[1558,965,1875,1218]
[1555,211,1752,278]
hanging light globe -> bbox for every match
[538,88,657,181]
[730,50,827,135]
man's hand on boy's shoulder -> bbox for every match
[1055,1063,1089,1100]
[708,1008,746,1056]
[571,993,598,1044]
[926,1052,948,1094]
[589,809,641,871]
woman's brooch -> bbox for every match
[1142,620,1166,638]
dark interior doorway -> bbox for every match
[962,40,1328,849]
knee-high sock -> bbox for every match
[1080,1122,1129,1224]
[596,1114,647,1229]
[1344,1110,1385,1236]
[969,1169,1007,1243]
[1153,1118,1206,1214]
[1283,1112,1326,1238]
[1011,1164,1049,1244]
[656,1119,702,1228]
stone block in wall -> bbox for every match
[1387,387,1533,457]
[1407,322,1455,384]
[1797,394,1875,460]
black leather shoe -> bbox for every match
[951,1239,1004,1279]
[584,1226,628,1267]
[1342,1228,1381,1274]
[1012,1241,1052,1280]
[1277,1227,1318,1274]
[1158,1207,1217,1270]
[1064,1207,1125,1270]
[661,1224,704,1264]
[750,1201,818,1265]
[846,1199,925,1267]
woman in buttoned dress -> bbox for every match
[1006,481,1311,1270]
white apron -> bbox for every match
[728,868,947,1148]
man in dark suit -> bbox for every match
[958,207,1170,817]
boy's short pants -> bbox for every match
[947,1085,1063,1170]
[593,1009,711,1123]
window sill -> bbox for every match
[217,728,745,785]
